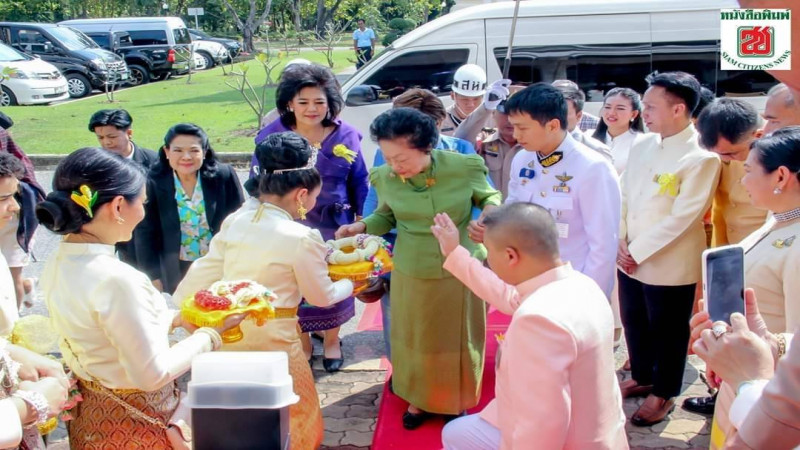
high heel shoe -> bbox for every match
[402,410,432,430]
[322,341,344,373]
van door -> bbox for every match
[339,44,477,165]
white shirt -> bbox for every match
[589,129,639,174]
[42,242,214,391]
[0,251,17,337]
[506,133,621,297]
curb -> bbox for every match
[28,152,254,170]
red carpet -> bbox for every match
[370,307,511,449]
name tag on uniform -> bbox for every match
[519,168,536,179]
[483,142,499,157]
[556,223,569,239]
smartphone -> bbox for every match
[702,245,745,324]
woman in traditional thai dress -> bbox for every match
[694,127,800,449]
[336,108,502,429]
[250,63,368,371]
[37,147,242,449]
[176,132,356,449]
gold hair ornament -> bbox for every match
[70,185,98,218]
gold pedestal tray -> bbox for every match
[327,246,393,294]
[181,298,275,344]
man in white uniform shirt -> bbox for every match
[617,71,720,426]
[501,83,620,298]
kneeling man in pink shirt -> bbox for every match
[433,203,627,449]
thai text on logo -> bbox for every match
[720,9,791,71]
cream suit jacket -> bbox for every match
[711,160,768,247]
[620,125,721,286]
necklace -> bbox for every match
[295,125,330,149]
[774,207,800,223]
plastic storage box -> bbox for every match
[187,352,299,450]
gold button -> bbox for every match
[543,169,548,174]
[540,191,546,197]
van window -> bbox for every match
[173,28,191,45]
[88,33,109,49]
[495,42,775,99]
[16,30,50,53]
[496,45,652,97]
[362,49,469,100]
[128,30,169,46]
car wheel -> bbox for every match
[66,74,91,98]
[128,65,150,86]
[199,52,214,69]
[0,86,17,106]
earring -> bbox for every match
[774,187,783,195]
[288,107,294,112]
[297,201,307,220]
[115,216,125,224]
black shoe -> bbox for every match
[682,393,717,415]
[322,341,344,373]
[402,410,432,430]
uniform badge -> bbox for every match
[519,168,536,179]
[553,172,573,193]
[484,142,499,157]
[772,235,796,249]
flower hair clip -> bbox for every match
[70,185,98,218]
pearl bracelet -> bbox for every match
[13,389,50,426]
[777,333,788,359]
[195,327,223,351]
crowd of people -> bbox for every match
[0,31,798,450]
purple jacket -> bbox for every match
[251,118,369,240]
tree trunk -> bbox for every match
[242,27,255,53]
[291,0,303,44]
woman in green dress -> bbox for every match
[336,108,501,429]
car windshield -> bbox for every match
[49,27,99,51]
[191,29,209,39]
[0,43,30,62]
[173,28,191,44]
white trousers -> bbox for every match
[441,414,501,450]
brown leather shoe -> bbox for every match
[631,394,676,427]
[619,378,653,399]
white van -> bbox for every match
[340,0,774,165]
[0,42,68,106]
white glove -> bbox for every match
[484,79,512,111]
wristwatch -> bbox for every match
[13,389,50,426]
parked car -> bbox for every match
[59,17,192,81]
[0,42,68,106]
[84,30,166,86]
[192,51,207,70]
[0,22,129,98]
[188,28,240,62]
[191,39,227,68]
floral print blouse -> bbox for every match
[173,173,212,261]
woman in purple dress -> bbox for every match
[250,64,368,372]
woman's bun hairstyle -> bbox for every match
[36,147,146,235]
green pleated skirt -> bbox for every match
[390,269,486,414]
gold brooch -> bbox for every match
[773,236,796,249]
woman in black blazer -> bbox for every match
[136,123,244,294]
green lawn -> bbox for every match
[5,50,355,154]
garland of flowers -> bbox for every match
[326,234,393,277]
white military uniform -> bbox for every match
[507,133,621,297]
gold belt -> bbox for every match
[274,307,298,319]
[79,377,151,396]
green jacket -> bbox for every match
[362,150,501,279]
